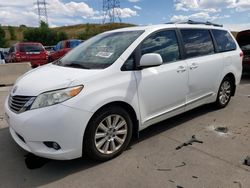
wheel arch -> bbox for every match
[83,101,139,144]
[223,72,236,96]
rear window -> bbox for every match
[212,30,236,52]
[69,40,82,48]
[241,44,250,50]
[19,44,44,52]
[181,29,215,58]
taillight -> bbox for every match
[15,52,21,59]
[240,51,244,57]
[45,51,49,59]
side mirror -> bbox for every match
[139,53,163,68]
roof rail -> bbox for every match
[166,20,223,27]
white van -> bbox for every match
[4,22,243,161]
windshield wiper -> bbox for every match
[64,63,90,69]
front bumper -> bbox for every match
[4,97,93,160]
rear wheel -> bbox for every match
[215,77,233,108]
[83,106,133,161]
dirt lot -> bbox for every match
[0,73,250,188]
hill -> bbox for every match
[2,23,135,47]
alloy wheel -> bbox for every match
[94,114,128,155]
[219,80,231,105]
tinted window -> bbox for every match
[19,44,44,52]
[55,41,63,51]
[212,30,236,52]
[9,46,15,53]
[69,40,82,48]
[122,53,136,70]
[181,29,214,58]
[241,44,250,50]
[0,51,4,59]
[141,30,180,63]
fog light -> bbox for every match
[43,141,61,150]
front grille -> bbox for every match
[8,95,34,113]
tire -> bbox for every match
[48,57,52,63]
[83,106,133,161]
[215,77,233,108]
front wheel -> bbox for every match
[83,106,133,161]
[215,77,233,108]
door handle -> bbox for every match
[190,63,198,70]
[177,66,186,73]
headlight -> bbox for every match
[30,85,83,110]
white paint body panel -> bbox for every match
[4,24,242,160]
[135,61,188,128]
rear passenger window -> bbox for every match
[9,46,15,53]
[212,30,236,52]
[181,29,214,58]
[141,30,180,63]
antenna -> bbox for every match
[36,0,48,24]
[103,0,121,24]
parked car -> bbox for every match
[5,22,242,161]
[0,48,9,59]
[0,51,5,64]
[236,30,250,71]
[44,45,55,55]
[48,39,83,62]
[6,42,48,68]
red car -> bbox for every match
[236,30,250,72]
[48,39,83,62]
[6,42,48,68]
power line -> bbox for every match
[103,0,121,24]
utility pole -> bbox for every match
[103,0,121,24]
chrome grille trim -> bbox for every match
[8,95,35,113]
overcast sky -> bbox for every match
[0,0,250,31]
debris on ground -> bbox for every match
[233,181,242,188]
[157,168,172,171]
[176,135,203,150]
[176,186,184,188]
[214,127,228,133]
[243,156,250,166]
[175,162,186,168]
[192,176,198,179]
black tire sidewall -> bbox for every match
[83,106,133,161]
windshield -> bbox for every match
[55,30,144,69]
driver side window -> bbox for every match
[141,30,180,64]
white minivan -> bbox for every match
[4,22,243,161]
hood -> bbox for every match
[12,64,100,96]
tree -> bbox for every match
[0,25,7,47]
[57,31,68,41]
[23,21,66,46]
[8,26,16,40]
